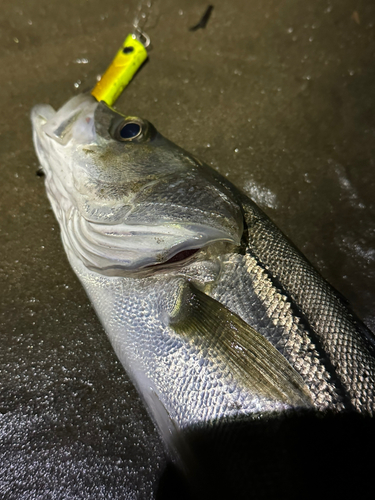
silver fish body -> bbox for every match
[31,94,375,455]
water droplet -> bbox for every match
[74,58,89,64]
[304,173,312,184]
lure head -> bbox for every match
[31,94,243,275]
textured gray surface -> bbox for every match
[1,0,375,498]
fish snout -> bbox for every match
[30,104,56,131]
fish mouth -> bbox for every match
[31,104,57,166]
[31,94,98,148]
[31,104,56,129]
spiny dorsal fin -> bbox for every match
[169,282,313,408]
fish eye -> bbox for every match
[119,122,141,140]
[109,115,156,143]
[113,119,144,142]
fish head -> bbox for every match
[31,93,243,275]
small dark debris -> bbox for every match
[36,167,45,177]
[123,46,134,54]
[189,5,214,32]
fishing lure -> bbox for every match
[91,30,149,106]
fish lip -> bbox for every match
[31,94,99,147]
[30,104,56,131]
[31,104,58,175]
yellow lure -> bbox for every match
[91,34,148,106]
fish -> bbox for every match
[30,93,375,467]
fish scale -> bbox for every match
[209,252,345,411]
[240,195,375,413]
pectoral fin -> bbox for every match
[169,282,313,408]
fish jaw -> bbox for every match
[31,103,58,176]
[31,94,100,223]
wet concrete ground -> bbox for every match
[1,0,375,498]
